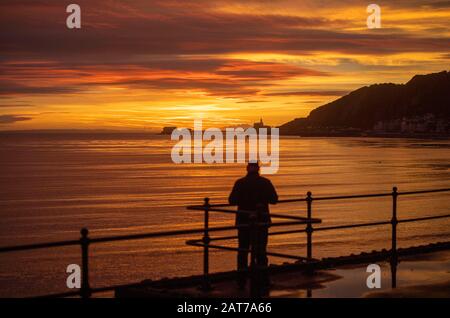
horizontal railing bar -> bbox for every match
[187,206,322,222]
[268,228,307,236]
[312,193,392,201]
[187,241,250,253]
[398,214,450,223]
[265,251,309,261]
[271,214,321,222]
[315,221,391,232]
[274,198,307,203]
[188,240,309,261]
[283,188,450,202]
[0,221,309,253]
[208,235,238,242]
[314,213,450,232]
[187,206,253,214]
[188,188,450,207]
[0,227,242,253]
[267,220,318,228]
[205,214,450,239]
[397,188,450,196]
[89,227,229,244]
[0,239,80,253]
[203,227,311,242]
[91,221,309,243]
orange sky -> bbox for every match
[0,0,449,131]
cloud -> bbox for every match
[0,0,449,130]
[417,0,450,8]
[0,81,81,95]
[0,114,33,124]
[0,59,326,97]
[1,0,449,62]
[0,102,35,108]
[264,90,348,97]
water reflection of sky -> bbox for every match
[311,250,450,298]
[1,135,448,297]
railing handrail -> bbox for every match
[187,205,322,222]
[0,221,310,253]
[187,187,450,207]
[0,186,448,298]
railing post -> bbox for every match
[306,191,313,262]
[80,228,91,298]
[390,186,398,288]
[391,187,398,254]
[201,197,212,291]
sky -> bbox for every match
[0,0,449,131]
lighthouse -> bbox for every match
[253,118,270,130]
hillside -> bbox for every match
[279,71,450,135]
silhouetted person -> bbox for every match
[228,161,278,289]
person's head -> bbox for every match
[246,161,260,174]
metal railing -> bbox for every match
[0,187,449,298]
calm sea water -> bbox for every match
[0,133,449,297]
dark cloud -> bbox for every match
[91,61,325,97]
[1,0,449,62]
[0,102,35,108]
[0,81,81,96]
[236,100,268,104]
[216,62,327,79]
[110,77,263,97]
[265,90,348,97]
[420,0,450,8]
[0,59,325,97]
[0,115,33,124]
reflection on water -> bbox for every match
[309,250,450,298]
[0,134,449,297]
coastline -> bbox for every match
[1,129,449,140]
[280,131,450,140]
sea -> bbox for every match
[0,132,449,297]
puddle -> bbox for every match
[311,250,450,298]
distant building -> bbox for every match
[373,113,449,134]
[373,119,402,132]
[161,126,177,135]
[253,118,270,130]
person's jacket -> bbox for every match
[228,172,278,225]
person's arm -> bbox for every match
[228,181,240,205]
[267,180,278,204]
